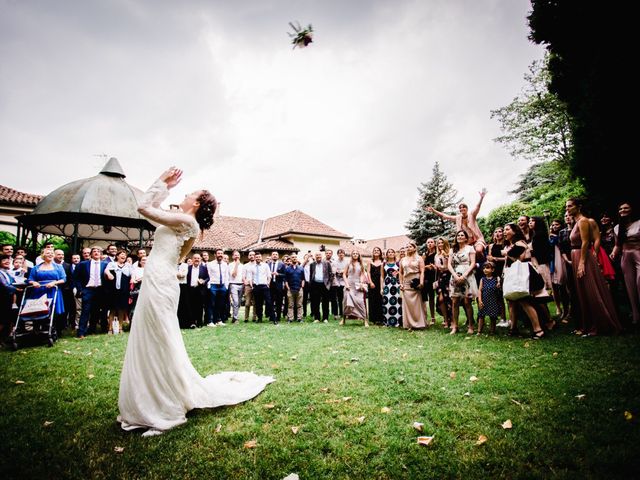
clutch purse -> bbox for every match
[410,278,420,289]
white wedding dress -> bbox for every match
[117,180,274,434]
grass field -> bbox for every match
[2,317,640,479]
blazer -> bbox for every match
[73,259,110,289]
[186,264,209,288]
[309,260,332,290]
[267,260,286,289]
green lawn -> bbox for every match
[1,318,639,479]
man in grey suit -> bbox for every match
[308,251,332,323]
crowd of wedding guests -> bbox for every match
[1,197,638,342]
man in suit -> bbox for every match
[186,253,209,328]
[69,253,82,330]
[73,246,109,338]
[249,252,277,324]
[309,251,332,323]
[267,251,286,321]
[53,249,75,335]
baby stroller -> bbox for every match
[11,282,59,350]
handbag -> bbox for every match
[21,293,50,316]
[502,260,530,301]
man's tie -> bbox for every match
[218,261,222,284]
[255,264,260,285]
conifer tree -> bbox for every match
[405,162,461,249]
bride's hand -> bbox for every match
[159,167,183,190]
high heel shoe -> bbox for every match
[532,329,545,340]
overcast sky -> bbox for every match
[0,0,543,239]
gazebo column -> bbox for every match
[71,223,79,253]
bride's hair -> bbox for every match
[195,190,217,231]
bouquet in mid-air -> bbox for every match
[288,21,313,49]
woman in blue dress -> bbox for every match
[382,249,402,327]
[27,248,66,332]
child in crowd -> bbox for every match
[477,262,501,335]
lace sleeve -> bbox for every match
[137,178,195,230]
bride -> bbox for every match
[117,168,274,436]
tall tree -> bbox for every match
[405,162,461,249]
[528,1,636,210]
[490,56,573,165]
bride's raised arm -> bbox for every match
[137,168,195,229]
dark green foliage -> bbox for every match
[0,231,16,246]
[405,162,461,249]
[483,202,530,240]
[528,1,637,211]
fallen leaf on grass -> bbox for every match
[357,416,366,424]
[325,398,342,404]
[319,387,329,393]
[43,421,54,427]
[449,372,456,379]
[413,422,424,432]
[342,396,352,402]
[350,357,359,362]
[624,411,634,421]
[87,374,95,379]
[215,424,222,433]
[417,436,434,446]
[244,439,258,449]
[114,446,125,453]
[469,376,479,382]
[463,392,471,397]
[282,474,300,480]
[271,364,279,369]
[63,350,72,355]
[475,435,488,446]
[524,342,530,348]
[511,399,523,407]
[501,419,513,429]
[575,394,586,400]
[553,352,559,357]
[381,407,391,414]
[264,403,276,409]
[291,426,299,434]
[402,353,408,358]
[15,380,25,385]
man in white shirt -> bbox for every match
[249,252,277,324]
[243,251,257,323]
[206,249,229,326]
[228,250,244,323]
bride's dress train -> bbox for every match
[117,180,274,433]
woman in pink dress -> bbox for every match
[566,198,621,335]
[611,201,640,326]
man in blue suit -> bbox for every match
[185,253,209,328]
[73,247,109,338]
[267,251,287,321]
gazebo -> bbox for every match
[16,158,155,253]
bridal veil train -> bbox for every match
[117,169,274,435]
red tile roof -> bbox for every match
[0,185,43,207]
[195,215,263,251]
[195,210,351,252]
[262,210,350,239]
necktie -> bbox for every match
[218,261,222,284]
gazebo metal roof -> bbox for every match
[17,158,154,244]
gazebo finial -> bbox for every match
[100,157,126,178]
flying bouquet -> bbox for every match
[288,21,313,49]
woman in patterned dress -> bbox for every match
[381,249,402,327]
